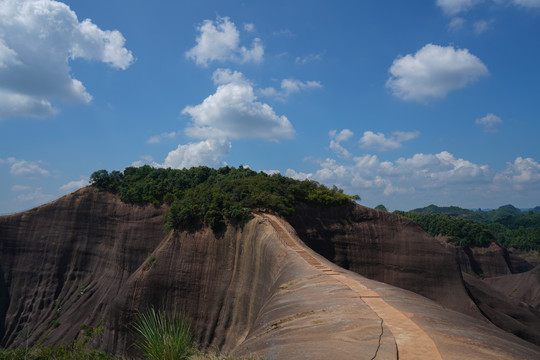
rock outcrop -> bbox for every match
[0,188,168,348]
[290,204,481,318]
[1,188,540,359]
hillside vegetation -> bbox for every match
[90,165,359,232]
[397,205,540,250]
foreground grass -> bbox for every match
[133,308,193,360]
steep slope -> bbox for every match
[440,240,536,277]
[1,188,540,359]
[0,187,167,347]
[484,265,540,311]
[290,204,481,318]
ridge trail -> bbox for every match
[263,213,443,360]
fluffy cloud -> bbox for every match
[59,177,89,193]
[185,16,263,67]
[1,157,50,178]
[387,44,488,102]
[287,147,495,208]
[0,0,134,120]
[260,78,322,100]
[183,69,295,140]
[161,138,232,169]
[475,113,503,132]
[285,169,313,181]
[436,0,483,15]
[393,151,490,184]
[359,130,419,151]
[0,90,59,119]
[494,157,540,189]
[329,129,354,158]
[286,130,540,208]
[262,169,280,175]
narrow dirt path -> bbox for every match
[263,213,443,360]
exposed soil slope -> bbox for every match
[1,188,540,359]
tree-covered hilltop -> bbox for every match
[396,205,540,250]
[394,211,496,247]
[90,165,360,232]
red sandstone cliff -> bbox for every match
[1,187,540,359]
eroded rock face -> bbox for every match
[444,242,513,277]
[0,187,167,348]
[289,204,481,318]
[463,271,540,345]
[0,188,396,358]
[2,188,540,359]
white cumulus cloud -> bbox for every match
[287,147,494,208]
[329,129,354,158]
[0,0,133,120]
[494,157,540,189]
[161,138,232,169]
[185,16,263,67]
[476,113,503,132]
[285,169,313,181]
[387,44,488,102]
[359,130,419,151]
[183,69,295,140]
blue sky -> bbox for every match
[1,0,540,214]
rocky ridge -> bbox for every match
[1,187,540,358]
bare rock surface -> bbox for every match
[289,204,481,318]
[1,188,540,359]
[484,265,540,311]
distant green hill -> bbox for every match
[399,204,540,250]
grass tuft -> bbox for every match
[133,307,194,360]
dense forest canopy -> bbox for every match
[90,165,360,232]
[396,205,540,250]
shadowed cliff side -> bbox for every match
[0,187,167,348]
[289,204,481,318]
